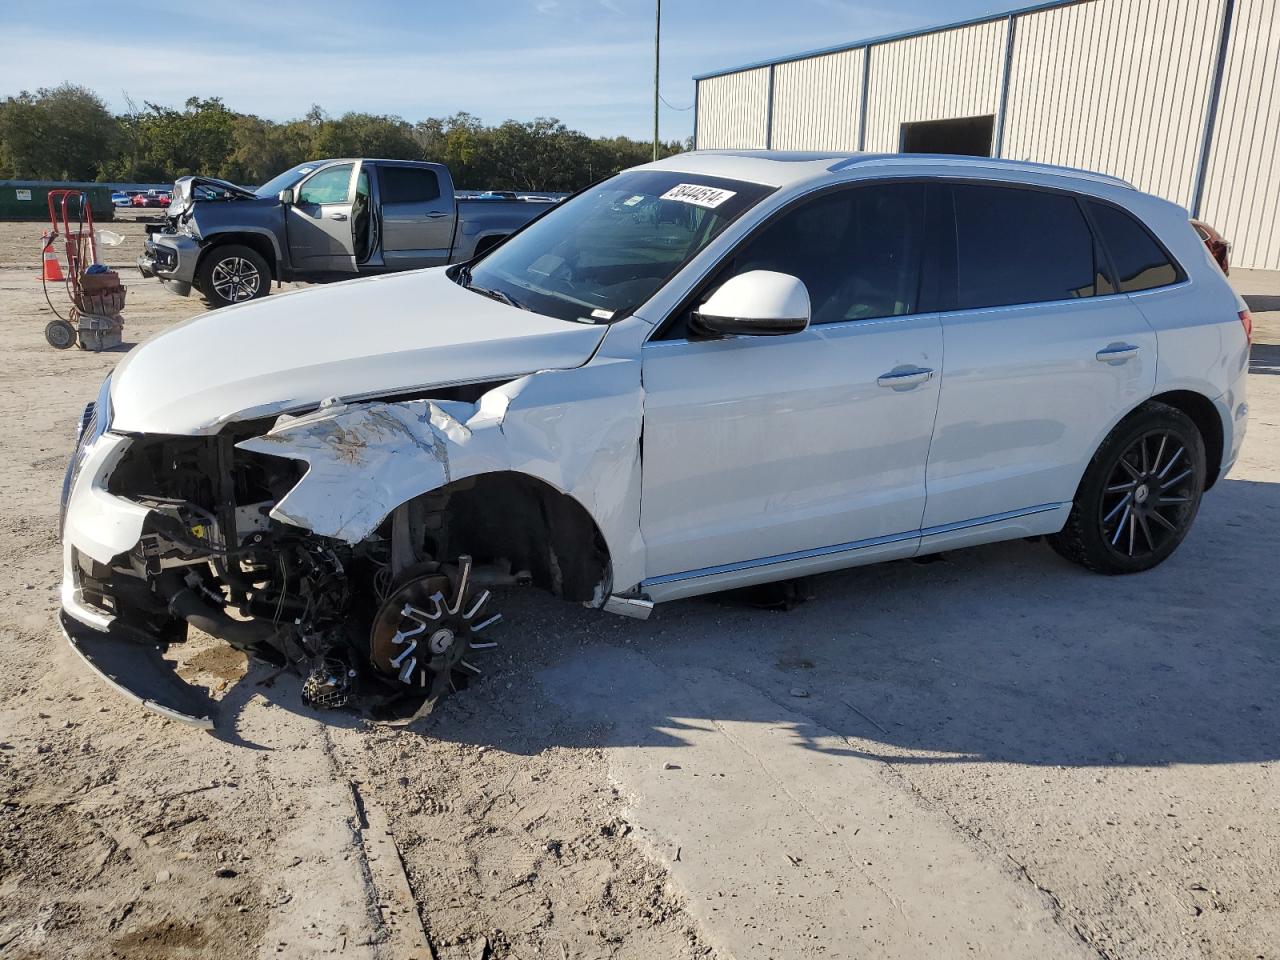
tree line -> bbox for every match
[0,84,687,192]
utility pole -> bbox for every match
[653,0,661,161]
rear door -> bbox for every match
[377,164,456,268]
[922,182,1158,530]
[286,162,358,272]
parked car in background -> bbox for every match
[1192,218,1230,274]
[110,191,132,207]
[130,190,168,209]
[138,159,557,308]
[61,151,1250,726]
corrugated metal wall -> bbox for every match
[1002,0,1224,209]
[694,68,770,150]
[862,20,1008,152]
[693,0,1280,268]
[1199,0,1280,273]
[771,49,865,151]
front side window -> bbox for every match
[297,163,354,205]
[463,171,774,323]
[952,184,1103,309]
[1088,201,1182,292]
[726,182,927,325]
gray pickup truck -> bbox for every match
[138,159,555,307]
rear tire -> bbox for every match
[198,244,271,309]
[1049,402,1206,574]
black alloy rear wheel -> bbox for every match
[1049,402,1206,574]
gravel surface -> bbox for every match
[0,213,1276,959]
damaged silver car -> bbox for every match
[60,151,1249,728]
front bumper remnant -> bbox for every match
[59,611,216,729]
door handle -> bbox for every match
[327,212,348,221]
[423,212,450,220]
[876,367,934,389]
[1096,343,1139,364]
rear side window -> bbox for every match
[1087,201,1182,292]
[952,184,1104,309]
[379,166,441,204]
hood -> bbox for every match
[167,175,257,216]
[110,268,608,435]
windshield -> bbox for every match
[255,162,320,198]
[462,170,774,323]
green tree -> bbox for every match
[0,84,119,180]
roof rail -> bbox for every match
[827,153,1135,189]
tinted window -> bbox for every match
[297,163,353,205]
[723,183,927,326]
[1088,201,1181,292]
[380,166,441,204]
[952,184,1103,309]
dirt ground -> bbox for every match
[0,212,1277,959]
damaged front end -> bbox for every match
[60,375,623,729]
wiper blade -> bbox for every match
[470,284,528,311]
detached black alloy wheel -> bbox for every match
[198,245,270,309]
[1050,402,1206,574]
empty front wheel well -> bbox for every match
[1148,390,1224,489]
[410,472,611,603]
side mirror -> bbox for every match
[693,270,810,337]
[279,187,294,205]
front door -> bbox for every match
[287,162,358,272]
[922,182,1159,529]
[640,182,944,581]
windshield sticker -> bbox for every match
[591,308,615,320]
[660,183,737,209]
[622,195,645,207]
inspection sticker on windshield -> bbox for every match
[660,183,736,209]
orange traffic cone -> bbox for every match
[41,241,64,282]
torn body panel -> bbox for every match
[238,354,646,594]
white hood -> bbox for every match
[110,268,608,434]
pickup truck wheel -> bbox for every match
[198,245,270,309]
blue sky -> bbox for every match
[2,0,1034,140]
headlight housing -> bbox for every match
[60,375,113,533]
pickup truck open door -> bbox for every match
[286,161,361,273]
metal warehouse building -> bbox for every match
[692,0,1280,270]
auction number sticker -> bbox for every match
[660,183,736,209]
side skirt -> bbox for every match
[641,502,1070,604]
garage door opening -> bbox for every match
[900,115,995,156]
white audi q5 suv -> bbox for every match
[59,151,1251,726]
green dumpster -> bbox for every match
[0,181,115,222]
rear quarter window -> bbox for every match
[1087,201,1183,292]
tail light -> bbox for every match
[1240,310,1253,344]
